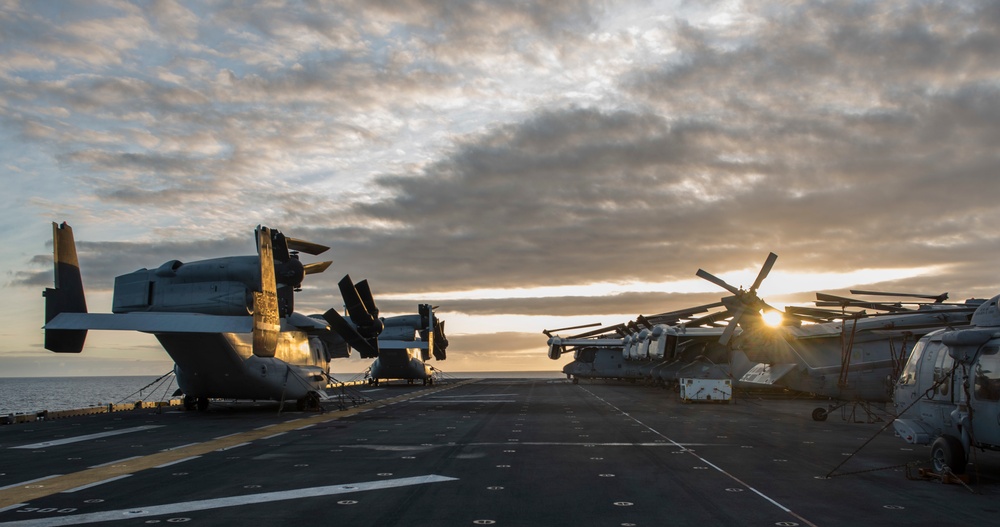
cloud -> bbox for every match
[4,0,1000,335]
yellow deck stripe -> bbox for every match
[0,379,478,508]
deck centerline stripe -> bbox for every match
[579,385,820,527]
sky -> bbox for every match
[2,0,1000,377]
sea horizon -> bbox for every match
[0,371,566,415]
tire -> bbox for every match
[931,435,967,475]
[811,408,828,422]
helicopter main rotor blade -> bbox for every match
[354,279,380,319]
[322,308,379,358]
[849,290,949,303]
[252,226,279,358]
[750,253,778,293]
[696,269,742,296]
[543,322,602,336]
[719,305,745,346]
[303,261,332,275]
[338,274,374,326]
[286,237,330,255]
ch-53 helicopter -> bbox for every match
[365,303,449,386]
[545,303,752,386]
[893,295,1000,476]
[697,252,982,421]
[43,222,385,411]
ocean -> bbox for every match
[0,371,564,416]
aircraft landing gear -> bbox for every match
[931,435,967,475]
[197,397,210,411]
[811,407,828,421]
[297,391,321,411]
[183,395,196,411]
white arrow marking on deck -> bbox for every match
[0,474,457,526]
[10,426,163,449]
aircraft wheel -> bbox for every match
[572,377,579,385]
[299,391,320,411]
[931,435,967,475]
[197,397,209,411]
[183,395,196,411]
[428,378,434,386]
[811,408,828,422]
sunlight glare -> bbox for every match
[762,310,784,327]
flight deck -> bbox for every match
[2,378,998,526]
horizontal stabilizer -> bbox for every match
[45,312,254,333]
[739,363,797,386]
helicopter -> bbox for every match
[545,304,754,386]
[546,323,629,383]
[366,303,449,386]
[43,222,384,411]
[893,295,1000,476]
[697,253,982,421]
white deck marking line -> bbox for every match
[427,394,516,398]
[60,475,132,494]
[580,386,820,527]
[10,426,163,449]
[411,400,516,403]
[0,505,27,514]
[338,442,715,449]
[0,474,458,526]
[259,432,288,441]
[153,456,201,469]
[0,477,63,492]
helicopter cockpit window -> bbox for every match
[974,346,1000,402]
[898,340,926,386]
[932,344,955,398]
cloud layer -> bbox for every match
[4,1,1000,372]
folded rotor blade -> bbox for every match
[849,290,949,303]
[354,279,380,319]
[338,274,374,326]
[542,322,602,337]
[287,237,330,256]
[322,308,379,358]
[252,226,279,358]
[303,261,332,275]
[683,310,731,328]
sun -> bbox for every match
[761,310,784,327]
